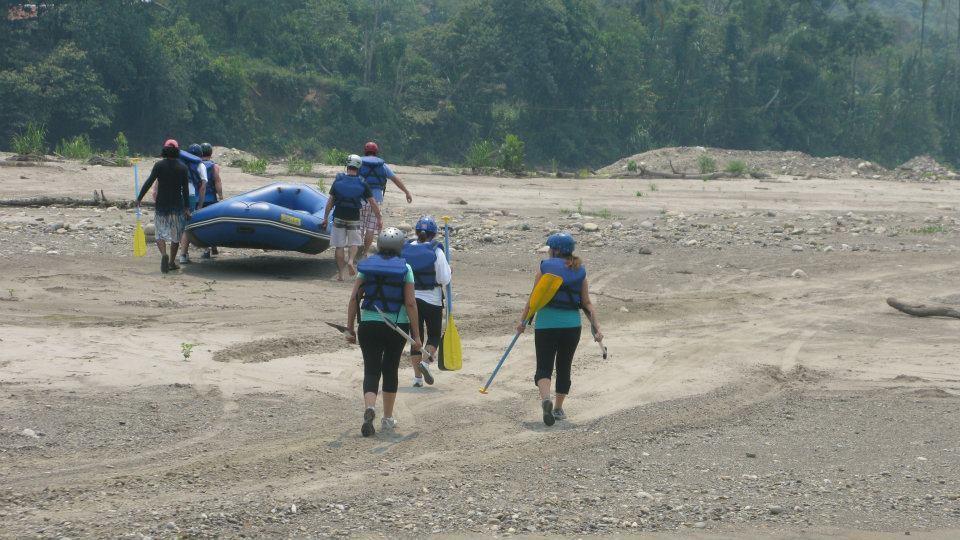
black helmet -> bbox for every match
[200,142,213,157]
[187,143,202,157]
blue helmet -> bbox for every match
[187,143,203,157]
[415,215,438,235]
[546,232,576,255]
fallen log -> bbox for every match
[610,166,771,180]
[0,196,147,209]
[0,161,63,169]
[886,297,960,319]
[5,154,62,162]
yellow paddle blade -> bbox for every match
[440,317,462,371]
[527,273,563,316]
[133,220,147,257]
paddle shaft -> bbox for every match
[580,306,607,359]
[443,218,453,320]
[480,317,531,392]
[374,306,437,363]
[133,164,142,220]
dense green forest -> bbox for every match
[2,0,959,169]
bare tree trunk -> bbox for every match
[362,0,382,85]
[921,0,929,55]
[887,297,960,319]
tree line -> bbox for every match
[1,0,958,170]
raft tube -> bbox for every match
[185,182,333,254]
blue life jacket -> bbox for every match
[540,257,586,310]
[358,255,408,313]
[330,173,367,210]
[359,156,387,192]
[202,160,218,203]
[401,240,442,290]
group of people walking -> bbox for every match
[345,223,602,437]
[135,137,603,439]
[135,139,222,273]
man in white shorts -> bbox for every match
[322,154,381,280]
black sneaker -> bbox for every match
[361,407,376,437]
[418,361,435,385]
[161,254,169,274]
[542,399,555,427]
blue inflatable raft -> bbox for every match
[185,182,333,254]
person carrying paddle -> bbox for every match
[358,141,413,257]
[347,227,422,437]
[516,232,602,426]
[323,154,381,281]
[135,139,191,274]
[199,142,223,259]
[401,216,451,387]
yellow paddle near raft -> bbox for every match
[438,215,462,370]
[132,161,147,257]
[479,273,563,394]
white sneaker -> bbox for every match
[178,254,190,264]
[381,417,398,432]
[412,377,424,388]
[552,408,567,420]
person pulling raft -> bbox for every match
[516,232,602,426]
[177,143,208,266]
[358,141,413,258]
[400,216,451,387]
[198,142,223,259]
[347,227,422,437]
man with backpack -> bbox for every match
[322,154,381,280]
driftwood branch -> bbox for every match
[887,297,960,319]
[611,166,771,180]
[0,195,146,209]
[0,161,63,169]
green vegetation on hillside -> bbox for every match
[1,0,958,169]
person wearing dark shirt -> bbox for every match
[322,154,381,281]
[136,139,192,274]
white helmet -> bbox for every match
[346,154,362,169]
[377,227,405,254]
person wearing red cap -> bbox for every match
[358,141,413,257]
[136,139,192,273]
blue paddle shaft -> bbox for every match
[482,331,521,391]
[481,317,532,391]
[444,221,453,317]
[134,164,141,220]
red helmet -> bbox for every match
[163,139,179,149]
[363,141,379,155]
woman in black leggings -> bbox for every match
[347,227,422,437]
[517,232,602,426]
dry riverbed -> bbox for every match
[1,158,960,538]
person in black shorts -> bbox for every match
[400,216,451,387]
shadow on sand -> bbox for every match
[180,253,336,282]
